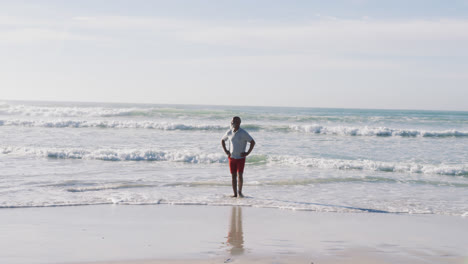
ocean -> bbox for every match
[1,100,467,216]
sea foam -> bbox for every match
[289,124,468,137]
[0,104,155,117]
[2,146,227,163]
[0,119,226,130]
[2,146,466,176]
[1,119,468,137]
[267,155,468,176]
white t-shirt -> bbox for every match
[221,127,254,159]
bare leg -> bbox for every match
[231,173,238,197]
[238,172,244,197]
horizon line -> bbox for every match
[1,98,467,113]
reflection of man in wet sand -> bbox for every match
[226,206,244,255]
[221,116,255,198]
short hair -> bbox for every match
[233,116,241,123]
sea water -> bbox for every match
[0,100,467,216]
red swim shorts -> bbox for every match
[229,157,246,174]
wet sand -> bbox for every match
[0,204,466,264]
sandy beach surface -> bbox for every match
[0,204,467,264]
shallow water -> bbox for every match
[1,100,467,216]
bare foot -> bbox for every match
[238,192,244,198]
[231,194,237,198]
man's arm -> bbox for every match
[241,139,255,157]
[221,140,230,157]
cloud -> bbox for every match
[0,28,98,44]
[159,54,401,72]
[0,15,47,26]
[2,14,468,76]
[174,19,468,57]
[71,15,199,32]
[2,14,468,58]
[0,16,100,44]
[65,15,468,57]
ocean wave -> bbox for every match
[1,146,228,163]
[1,119,467,138]
[0,119,227,130]
[2,146,467,176]
[267,155,468,176]
[289,125,468,137]
[0,103,157,117]
[0,202,398,214]
[0,102,231,119]
[0,199,462,216]
[258,177,468,187]
[41,178,468,190]
[3,102,468,124]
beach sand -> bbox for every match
[0,204,466,264]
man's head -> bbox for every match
[231,116,241,131]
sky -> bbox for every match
[1,0,468,111]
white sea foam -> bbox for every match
[289,124,468,137]
[0,103,156,117]
[1,146,227,163]
[0,102,231,119]
[0,119,226,130]
[267,155,468,176]
[2,146,466,176]
[1,119,467,137]
[1,102,467,217]
[66,183,157,193]
[0,194,462,215]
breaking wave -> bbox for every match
[0,103,162,117]
[267,155,468,176]
[1,119,467,137]
[289,125,468,137]
[0,102,231,119]
[1,146,228,163]
[2,146,467,176]
[0,119,227,130]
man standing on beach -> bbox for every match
[221,116,256,198]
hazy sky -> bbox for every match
[1,0,467,110]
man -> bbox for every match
[221,116,256,198]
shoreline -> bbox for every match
[0,204,467,264]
